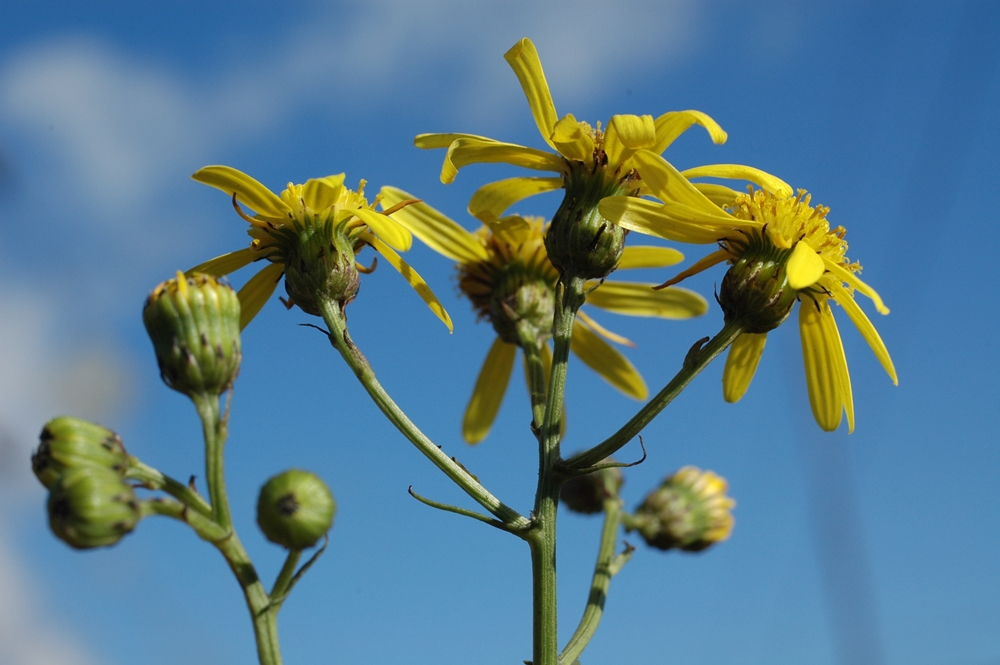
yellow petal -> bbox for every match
[577,310,635,347]
[187,247,257,277]
[693,183,741,208]
[656,248,730,288]
[463,337,517,444]
[828,282,898,385]
[551,114,595,162]
[364,234,453,332]
[799,300,852,432]
[823,258,890,315]
[652,110,727,153]
[379,187,487,263]
[571,319,647,400]
[440,138,565,184]
[192,166,289,219]
[236,262,284,330]
[504,38,558,150]
[585,281,708,319]
[599,196,732,244]
[468,177,562,224]
[722,333,767,402]
[350,207,412,252]
[605,114,656,168]
[787,241,825,290]
[681,164,792,198]
[632,150,738,219]
[415,133,500,149]
[301,174,346,210]
[617,245,685,270]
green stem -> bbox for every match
[126,460,213,517]
[190,392,283,665]
[559,499,629,664]
[193,393,231,530]
[140,497,228,541]
[529,275,587,665]
[563,320,744,472]
[518,331,548,434]
[271,550,303,603]
[317,297,530,531]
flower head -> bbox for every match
[599,150,898,432]
[627,466,735,552]
[416,37,732,280]
[189,166,451,331]
[380,187,708,443]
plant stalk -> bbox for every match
[317,297,530,531]
[563,320,745,471]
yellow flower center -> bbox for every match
[727,188,858,274]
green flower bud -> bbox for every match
[143,272,242,397]
[718,231,798,334]
[32,417,128,490]
[257,469,336,550]
[48,467,141,549]
[560,464,624,515]
[628,466,735,552]
[544,161,631,281]
[280,218,361,316]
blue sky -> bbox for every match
[0,2,998,664]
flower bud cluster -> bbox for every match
[33,417,140,549]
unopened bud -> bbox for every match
[32,417,128,490]
[560,464,624,515]
[257,469,336,550]
[47,467,141,549]
[143,272,242,397]
[628,466,735,552]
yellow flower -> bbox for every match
[188,166,451,331]
[415,37,732,227]
[599,150,898,432]
[380,187,708,443]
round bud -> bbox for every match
[257,469,336,550]
[32,417,128,490]
[143,272,242,397]
[48,467,141,549]
[628,466,735,552]
[560,465,624,515]
[718,232,798,334]
[544,162,630,281]
[281,219,360,316]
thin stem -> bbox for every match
[529,275,587,665]
[563,320,745,471]
[190,392,283,665]
[271,550,303,602]
[193,393,232,530]
[560,499,629,664]
[519,334,548,433]
[317,297,530,532]
[126,460,212,517]
[139,497,228,541]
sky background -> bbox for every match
[0,1,998,664]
